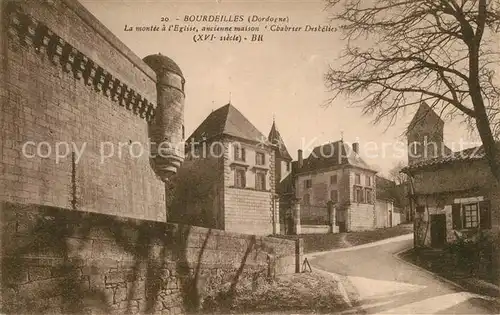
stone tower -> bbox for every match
[268,120,293,193]
[143,53,185,182]
[406,102,446,165]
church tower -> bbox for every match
[406,102,447,165]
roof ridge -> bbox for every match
[187,103,268,144]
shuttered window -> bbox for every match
[479,200,491,229]
[452,200,491,230]
[452,203,462,230]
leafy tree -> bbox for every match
[325,0,500,181]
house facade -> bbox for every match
[169,103,278,235]
[294,141,379,232]
[403,102,499,248]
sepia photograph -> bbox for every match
[0,0,499,314]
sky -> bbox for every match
[80,0,479,177]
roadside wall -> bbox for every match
[300,225,330,234]
[0,201,298,314]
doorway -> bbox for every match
[337,208,346,233]
[430,214,447,248]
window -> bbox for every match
[463,203,479,228]
[255,171,266,190]
[286,162,290,171]
[365,188,372,204]
[330,174,338,185]
[256,152,265,165]
[354,186,364,203]
[355,174,361,185]
[234,167,246,188]
[366,176,371,187]
[330,190,338,203]
[452,199,491,230]
[234,145,246,161]
[302,193,310,205]
[416,205,425,213]
[304,179,312,189]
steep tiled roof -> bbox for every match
[407,101,444,133]
[186,104,269,145]
[402,142,500,172]
[268,121,292,161]
[297,140,375,173]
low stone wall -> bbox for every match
[300,225,331,234]
[0,202,299,314]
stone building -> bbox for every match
[171,103,278,235]
[0,0,185,222]
[0,1,299,313]
[293,140,379,232]
[403,102,498,248]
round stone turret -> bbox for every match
[143,53,185,182]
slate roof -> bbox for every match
[297,140,375,173]
[143,53,183,77]
[186,103,269,145]
[402,142,500,172]
[268,121,292,161]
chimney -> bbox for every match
[352,142,359,154]
[298,149,303,168]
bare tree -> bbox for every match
[388,160,408,185]
[325,0,500,181]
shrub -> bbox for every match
[447,230,495,278]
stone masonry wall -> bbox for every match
[223,138,276,236]
[0,201,298,314]
[347,169,376,231]
[225,188,274,236]
[349,203,376,231]
[0,0,166,221]
[374,200,389,228]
